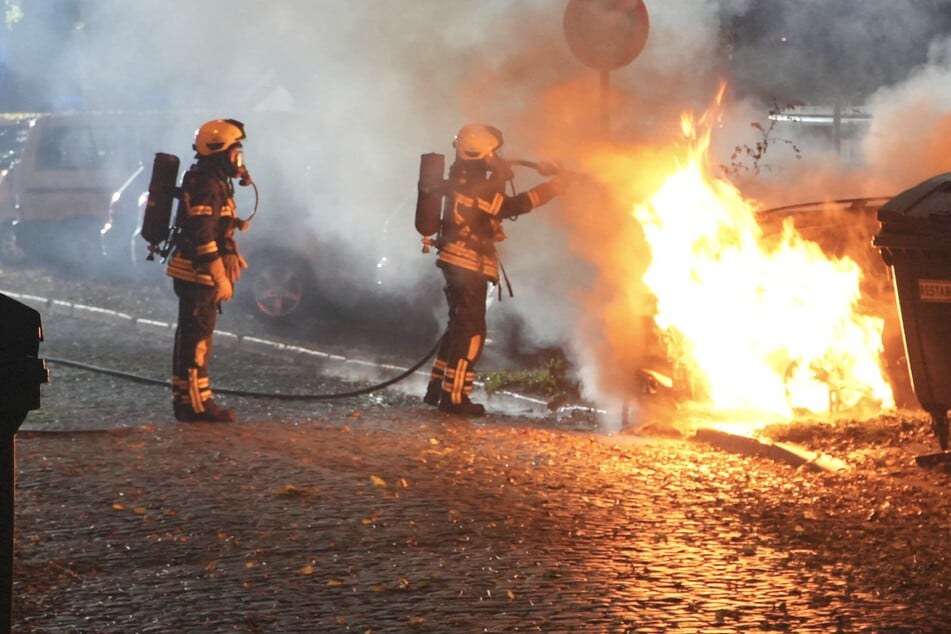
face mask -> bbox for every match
[231,147,252,185]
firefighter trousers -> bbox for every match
[172,279,219,414]
[428,266,487,405]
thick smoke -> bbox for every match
[862,36,951,190]
[714,0,951,204]
[7,0,951,419]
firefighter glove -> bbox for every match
[208,257,233,302]
[222,253,248,283]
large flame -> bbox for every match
[632,108,893,419]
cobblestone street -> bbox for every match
[11,413,951,633]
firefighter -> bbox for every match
[167,119,250,422]
[423,123,568,415]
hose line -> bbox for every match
[45,339,440,401]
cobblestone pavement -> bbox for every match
[5,268,951,632]
[11,414,951,633]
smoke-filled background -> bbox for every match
[5,0,951,415]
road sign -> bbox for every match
[563,0,650,71]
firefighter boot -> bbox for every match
[423,379,442,407]
[200,400,236,422]
[175,400,236,423]
[173,402,194,422]
[438,395,485,417]
[438,356,483,415]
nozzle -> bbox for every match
[535,160,563,177]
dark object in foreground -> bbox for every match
[0,293,48,634]
[874,172,951,451]
[0,294,47,418]
[914,451,951,469]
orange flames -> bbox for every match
[631,107,893,419]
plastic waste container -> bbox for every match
[0,292,48,632]
[873,172,951,451]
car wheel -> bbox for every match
[243,252,315,323]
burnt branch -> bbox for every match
[721,99,803,177]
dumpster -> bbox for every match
[0,292,48,633]
[873,172,951,451]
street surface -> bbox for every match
[4,267,951,632]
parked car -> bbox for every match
[0,111,181,274]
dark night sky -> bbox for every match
[722,0,951,104]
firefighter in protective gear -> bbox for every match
[424,123,569,416]
[167,118,251,422]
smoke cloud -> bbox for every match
[6,0,951,419]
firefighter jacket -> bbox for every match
[437,166,559,282]
[166,162,241,286]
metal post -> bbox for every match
[832,101,842,156]
[0,425,16,634]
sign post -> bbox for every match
[563,0,650,138]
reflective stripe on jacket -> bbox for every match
[166,162,239,286]
[436,168,558,281]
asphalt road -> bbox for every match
[4,266,951,633]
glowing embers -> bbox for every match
[632,117,892,419]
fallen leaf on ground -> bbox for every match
[276,484,321,497]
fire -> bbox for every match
[631,111,893,419]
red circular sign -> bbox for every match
[563,0,650,71]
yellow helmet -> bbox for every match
[193,119,246,156]
[453,124,503,161]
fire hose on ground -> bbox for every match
[43,338,440,401]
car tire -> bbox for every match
[241,251,316,325]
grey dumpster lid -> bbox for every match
[879,172,951,219]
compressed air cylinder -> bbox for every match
[140,152,180,246]
[415,152,445,236]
